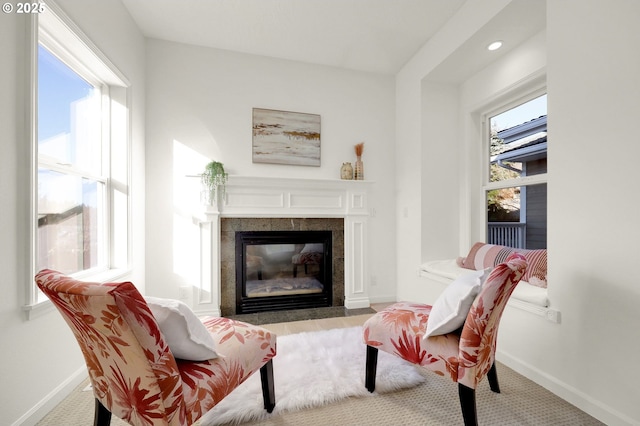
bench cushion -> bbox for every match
[420,259,549,308]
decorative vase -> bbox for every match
[340,162,354,180]
[354,156,364,180]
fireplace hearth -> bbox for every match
[235,230,333,314]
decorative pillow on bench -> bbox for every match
[457,242,547,288]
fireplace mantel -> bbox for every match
[193,176,372,316]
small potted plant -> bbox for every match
[200,160,228,206]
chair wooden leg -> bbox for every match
[365,345,378,392]
[94,398,111,426]
[487,362,500,393]
[458,384,478,426]
[260,359,275,413]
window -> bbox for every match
[24,3,130,316]
[484,93,547,249]
[37,45,105,274]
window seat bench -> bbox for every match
[419,259,550,308]
[418,243,560,323]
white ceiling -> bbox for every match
[121,0,545,79]
[120,0,466,75]
[426,0,546,83]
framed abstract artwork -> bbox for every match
[252,108,321,166]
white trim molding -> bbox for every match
[194,176,373,316]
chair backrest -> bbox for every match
[36,269,187,425]
[457,253,527,389]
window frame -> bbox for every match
[480,86,548,246]
[22,1,132,319]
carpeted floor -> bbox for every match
[200,326,425,425]
[37,310,605,426]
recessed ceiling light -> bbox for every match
[487,41,503,51]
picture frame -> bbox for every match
[252,108,321,166]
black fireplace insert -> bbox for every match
[235,230,332,314]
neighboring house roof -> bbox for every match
[498,135,547,163]
[498,115,547,143]
[494,115,547,164]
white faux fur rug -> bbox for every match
[198,326,425,425]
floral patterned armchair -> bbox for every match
[36,269,277,426]
[363,253,527,426]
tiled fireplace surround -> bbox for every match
[194,176,371,317]
[220,217,344,316]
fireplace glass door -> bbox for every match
[236,231,332,313]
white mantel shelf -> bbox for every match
[193,176,373,316]
[198,175,374,218]
[225,175,374,186]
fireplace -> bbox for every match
[219,217,344,316]
[235,230,332,314]
[193,175,371,318]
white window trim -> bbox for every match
[479,82,548,243]
[22,0,132,320]
[484,173,548,192]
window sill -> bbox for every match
[23,299,56,320]
[507,298,561,323]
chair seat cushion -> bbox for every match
[177,317,277,422]
[363,302,461,381]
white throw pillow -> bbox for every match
[145,296,217,361]
[424,268,492,338]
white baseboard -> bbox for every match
[497,349,636,426]
[367,295,396,305]
[344,297,370,310]
[12,366,88,426]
